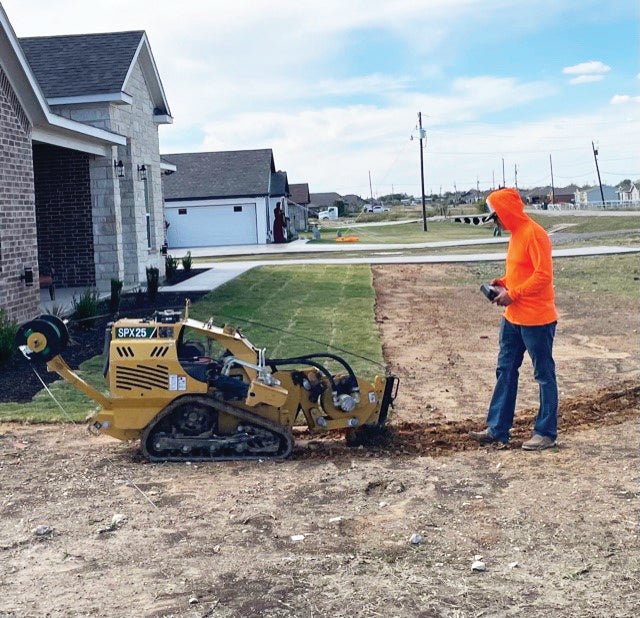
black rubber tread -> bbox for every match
[140,394,294,462]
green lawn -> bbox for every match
[0,355,105,423]
[0,265,384,422]
[530,213,640,233]
[304,219,497,244]
[462,252,640,303]
[189,265,384,371]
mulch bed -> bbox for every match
[1,289,208,404]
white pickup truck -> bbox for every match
[318,206,338,220]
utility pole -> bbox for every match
[368,170,373,202]
[501,158,505,188]
[514,164,518,189]
[549,154,555,204]
[492,171,495,190]
[418,112,428,231]
[592,141,605,207]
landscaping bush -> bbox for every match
[109,278,124,313]
[0,309,18,365]
[72,288,100,329]
[182,251,192,272]
[165,254,178,281]
[146,267,159,302]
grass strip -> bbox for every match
[0,265,383,422]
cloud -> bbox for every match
[562,61,611,75]
[610,95,640,105]
[569,75,605,85]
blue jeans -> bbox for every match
[486,318,558,442]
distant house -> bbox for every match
[575,185,620,207]
[524,187,552,205]
[459,190,484,204]
[618,181,640,204]
[1,5,172,320]
[551,185,578,204]
[162,149,294,247]
[289,183,310,207]
[287,182,310,232]
[342,193,366,213]
[308,192,342,215]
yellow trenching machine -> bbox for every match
[16,304,398,462]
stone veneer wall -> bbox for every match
[111,61,165,286]
[0,65,39,321]
[33,144,95,287]
[50,59,165,291]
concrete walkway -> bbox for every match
[160,245,640,292]
[167,236,510,259]
[43,231,640,308]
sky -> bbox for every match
[3,0,639,197]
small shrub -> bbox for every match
[44,303,67,318]
[72,288,100,329]
[0,308,18,365]
[182,251,192,272]
[165,254,178,281]
[133,286,145,308]
[109,278,124,313]
[146,267,159,302]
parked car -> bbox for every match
[364,205,390,213]
[318,206,339,220]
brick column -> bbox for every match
[0,66,39,321]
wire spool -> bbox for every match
[37,314,69,350]
[15,315,69,362]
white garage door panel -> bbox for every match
[166,203,258,248]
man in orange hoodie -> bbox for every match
[470,188,558,450]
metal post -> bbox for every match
[549,154,555,204]
[592,141,605,207]
[418,112,427,232]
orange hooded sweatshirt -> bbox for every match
[487,188,558,326]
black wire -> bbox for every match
[63,305,388,371]
[213,311,387,371]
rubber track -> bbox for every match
[141,394,294,462]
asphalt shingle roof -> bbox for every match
[162,150,276,200]
[19,31,144,98]
[270,171,289,197]
[289,183,310,204]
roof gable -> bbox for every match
[162,149,276,200]
[20,31,144,99]
[289,183,310,204]
[270,170,289,197]
[0,5,125,154]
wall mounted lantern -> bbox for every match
[114,160,125,178]
[138,164,148,181]
[20,266,34,286]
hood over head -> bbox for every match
[486,188,529,231]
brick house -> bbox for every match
[0,5,172,320]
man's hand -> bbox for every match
[493,287,513,306]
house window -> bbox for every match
[143,170,152,249]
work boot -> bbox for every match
[522,434,556,451]
[469,429,506,446]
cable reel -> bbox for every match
[15,315,69,362]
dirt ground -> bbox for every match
[1,263,638,618]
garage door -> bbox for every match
[166,203,258,248]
